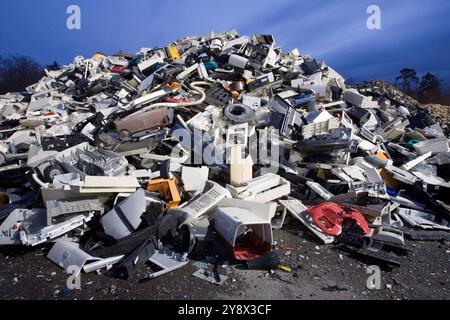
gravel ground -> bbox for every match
[424,104,450,126]
[1,221,449,300]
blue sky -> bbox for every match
[1,0,450,83]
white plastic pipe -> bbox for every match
[134,81,211,114]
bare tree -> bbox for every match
[0,55,44,94]
[395,68,419,93]
[420,72,442,91]
[418,72,446,104]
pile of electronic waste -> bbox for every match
[0,30,449,281]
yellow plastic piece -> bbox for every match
[231,91,240,99]
[277,264,292,273]
[166,46,181,61]
[92,53,106,60]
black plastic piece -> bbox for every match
[82,224,158,258]
[112,237,156,279]
[248,74,274,91]
[402,229,450,241]
[408,111,435,130]
[335,234,402,269]
[348,107,371,126]
[41,134,86,151]
[204,83,232,106]
[406,181,450,221]
[300,60,321,75]
[294,128,353,152]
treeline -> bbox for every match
[394,68,450,105]
[0,55,59,95]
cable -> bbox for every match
[133,81,211,115]
[32,173,50,188]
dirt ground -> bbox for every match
[1,221,449,300]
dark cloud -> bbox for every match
[1,0,449,82]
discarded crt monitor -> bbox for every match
[213,207,273,260]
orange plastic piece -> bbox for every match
[168,82,181,90]
[375,151,388,160]
[147,178,181,210]
[375,151,399,189]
